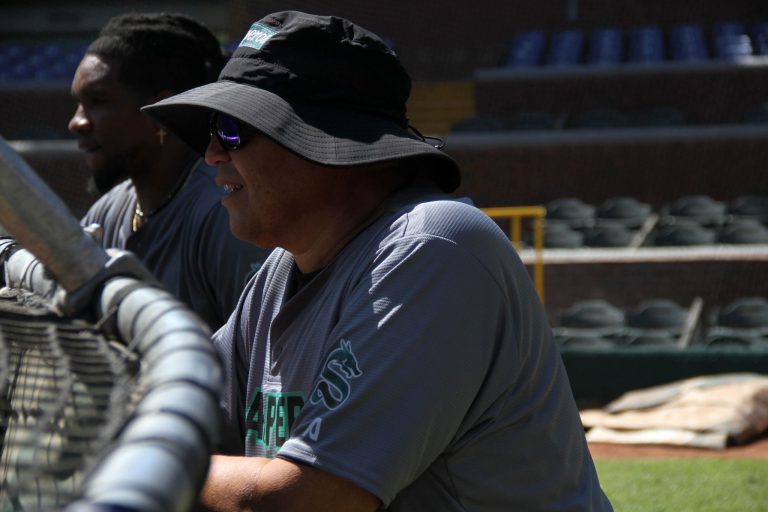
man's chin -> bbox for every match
[88,162,130,195]
[85,176,102,196]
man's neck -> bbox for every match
[291,169,408,273]
[132,143,198,214]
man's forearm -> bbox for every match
[199,455,271,512]
[198,454,379,512]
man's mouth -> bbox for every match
[78,142,101,153]
[223,183,243,194]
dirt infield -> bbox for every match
[588,434,768,459]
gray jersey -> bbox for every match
[81,159,270,331]
[214,185,612,511]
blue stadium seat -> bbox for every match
[712,21,754,60]
[753,22,768,55]
[669,24,708,62]
[0,39,86,82]
[0,42,28,62]
[628,25,665,64]
[545,29,584,67]
[587,27,624,66]
[505,30,546,68]
[0,43,28,80]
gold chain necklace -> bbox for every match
[132,160,196,232]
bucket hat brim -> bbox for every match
[142,80,461,192]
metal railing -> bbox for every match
[481,206,546,303]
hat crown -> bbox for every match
[220,11,411,125]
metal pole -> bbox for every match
[0,136,108,292]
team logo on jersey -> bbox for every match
[310,339,362,409]
[245,389,305,457]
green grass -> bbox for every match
[595,458,768,512]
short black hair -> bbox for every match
[86,12,226,96]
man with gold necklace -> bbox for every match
[70,12,270,331]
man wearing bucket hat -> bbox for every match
[144,10,613,512]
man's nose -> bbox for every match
[205,135,230,166]
[68,105,91,134]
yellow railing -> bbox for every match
[481,206,546,303]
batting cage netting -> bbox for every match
[0,135,223,512]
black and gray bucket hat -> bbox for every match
[142,10,461,192]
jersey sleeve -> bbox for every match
[278,231,524,505]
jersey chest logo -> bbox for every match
[310,339,362,409]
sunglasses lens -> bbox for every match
[214,113,241,150]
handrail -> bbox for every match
[481,206,546,303]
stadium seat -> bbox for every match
[542,221,585,248]
[1,42,27,58]
[505,30,547,68]
[546,198,596,229]
[715,297,768,328]
[596,196,652,228]
[716,219,768,244]
[712,21,754,60]
[556,300,627,346]
[583,222,633,247]
[0,39,84,82]
[652,221,716,246]
[661,195,728,227]
[669,24,709,61]
[587,27,624,66]
[545,29,584,66]
[727,194,768,222]
[626,298,688,332]
[752,22,768,55]
[702,329,762,348]
[628,25,665,64]
[559,299,625,329]
[621,299,688,347]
